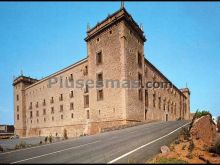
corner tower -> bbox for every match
[85,7,146,134]
[13,76,38,137]
[180,88,191,120]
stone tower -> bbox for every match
[181,88,191,120]
[13,76,38,137]
[84,7,146,134]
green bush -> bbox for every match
[193,110,211,119]
[48,135,53,143]
[189,110,212,131]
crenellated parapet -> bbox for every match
[13,75,38,87]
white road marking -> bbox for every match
[10,140,100,164]
[108,122,190,164]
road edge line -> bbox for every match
[107,122,190,164]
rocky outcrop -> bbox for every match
[190,114,217,145]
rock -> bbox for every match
[186,153,193,159]
[190,115,217,146]
[175,140,180,144]
[199,155,210,163]
[211,153,218,157]
[161,145,170,155]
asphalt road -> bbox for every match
[0,120,190,164]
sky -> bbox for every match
[0,2,220,125]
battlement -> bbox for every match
[13,75,38,86]
[180,88,191,95]
[85,7,146,42]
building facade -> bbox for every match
[13,7,190,138]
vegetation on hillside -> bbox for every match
[189,110,212,131]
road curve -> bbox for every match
[0,120,189,164]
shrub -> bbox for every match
[180,127,190,140]
[15,141,27,149]
[188,140,195,152]
[39,141,43,145]
[189,110,212,131]
[48,135,53,143]
[193,110,211,119]
[63,129,68,140]
[44,136,48,143]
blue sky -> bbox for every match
[0,2,220,124]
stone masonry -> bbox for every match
[13,7,190,138]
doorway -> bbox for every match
[166,114,168,122]
[145,109,148,120]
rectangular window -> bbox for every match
[70,91,74,98]
[30,111,33,118]
[60,105,63,112]
[51,107,54,114]
[168,102,170,112]
[97,73,103,87]
[50,97,54,104]
[84,85,89,93]
[158,97,161,109]
[84,95,89,108]
[96,51,102,64]
[145,90,148,107]
[174,103,176,115]
[84,66,88,75]
[138,52,142,67]
[36,102,39,108]
[138,73,142,87]
[16,94,19,101]
[43,109,46,115]
[163,99,166,111]
[17,114,19,120]
[71,113,74,119]
[43,99,46,106]
[153,93,156,107]
[70,102,74,110]
[29,102,32,110]
[139,88,143,101]
[69,74,73,81]
[97,89,104,101]
[59,94,63,101]
[61,114,63,119]
[17,106,19,112]
[36,111,39,117]
[87,110,90,119]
